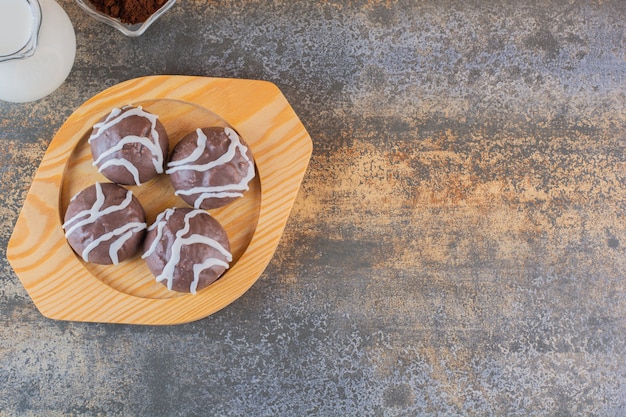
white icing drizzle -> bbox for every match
[166,128,208,170]
[63,183,131,237]
[97,157,142,186]
[82,221,146,264]
[166,127,255,208]
[143,209,232,294]
[62,183,147,264]
[89,105,165,185]
[191,258,230,294]
[142,208,176,258]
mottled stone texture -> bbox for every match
[1,0,626,415]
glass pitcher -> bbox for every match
[0,0,76,103]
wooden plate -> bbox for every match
[7,75,312,325]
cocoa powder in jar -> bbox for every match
[88,0,167,24]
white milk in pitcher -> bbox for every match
[0,0,76,103]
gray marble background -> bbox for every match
[1,0,626,415]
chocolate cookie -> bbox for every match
[142,207,232,294]
[89,105,169,185]
[166,127,255,209]
[62,182,147,265]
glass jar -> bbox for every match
[0,0,76,103]
[75,0,176,37]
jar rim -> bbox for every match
[0,0,42,63]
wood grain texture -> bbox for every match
[6,75,312,325]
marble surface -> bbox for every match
[1,0,626,415]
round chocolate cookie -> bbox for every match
[62,182,147,265]
[142,207,232,294]
[89,105,169,185]
[166,126,255,209]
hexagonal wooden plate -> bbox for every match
[7,75,312,324]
